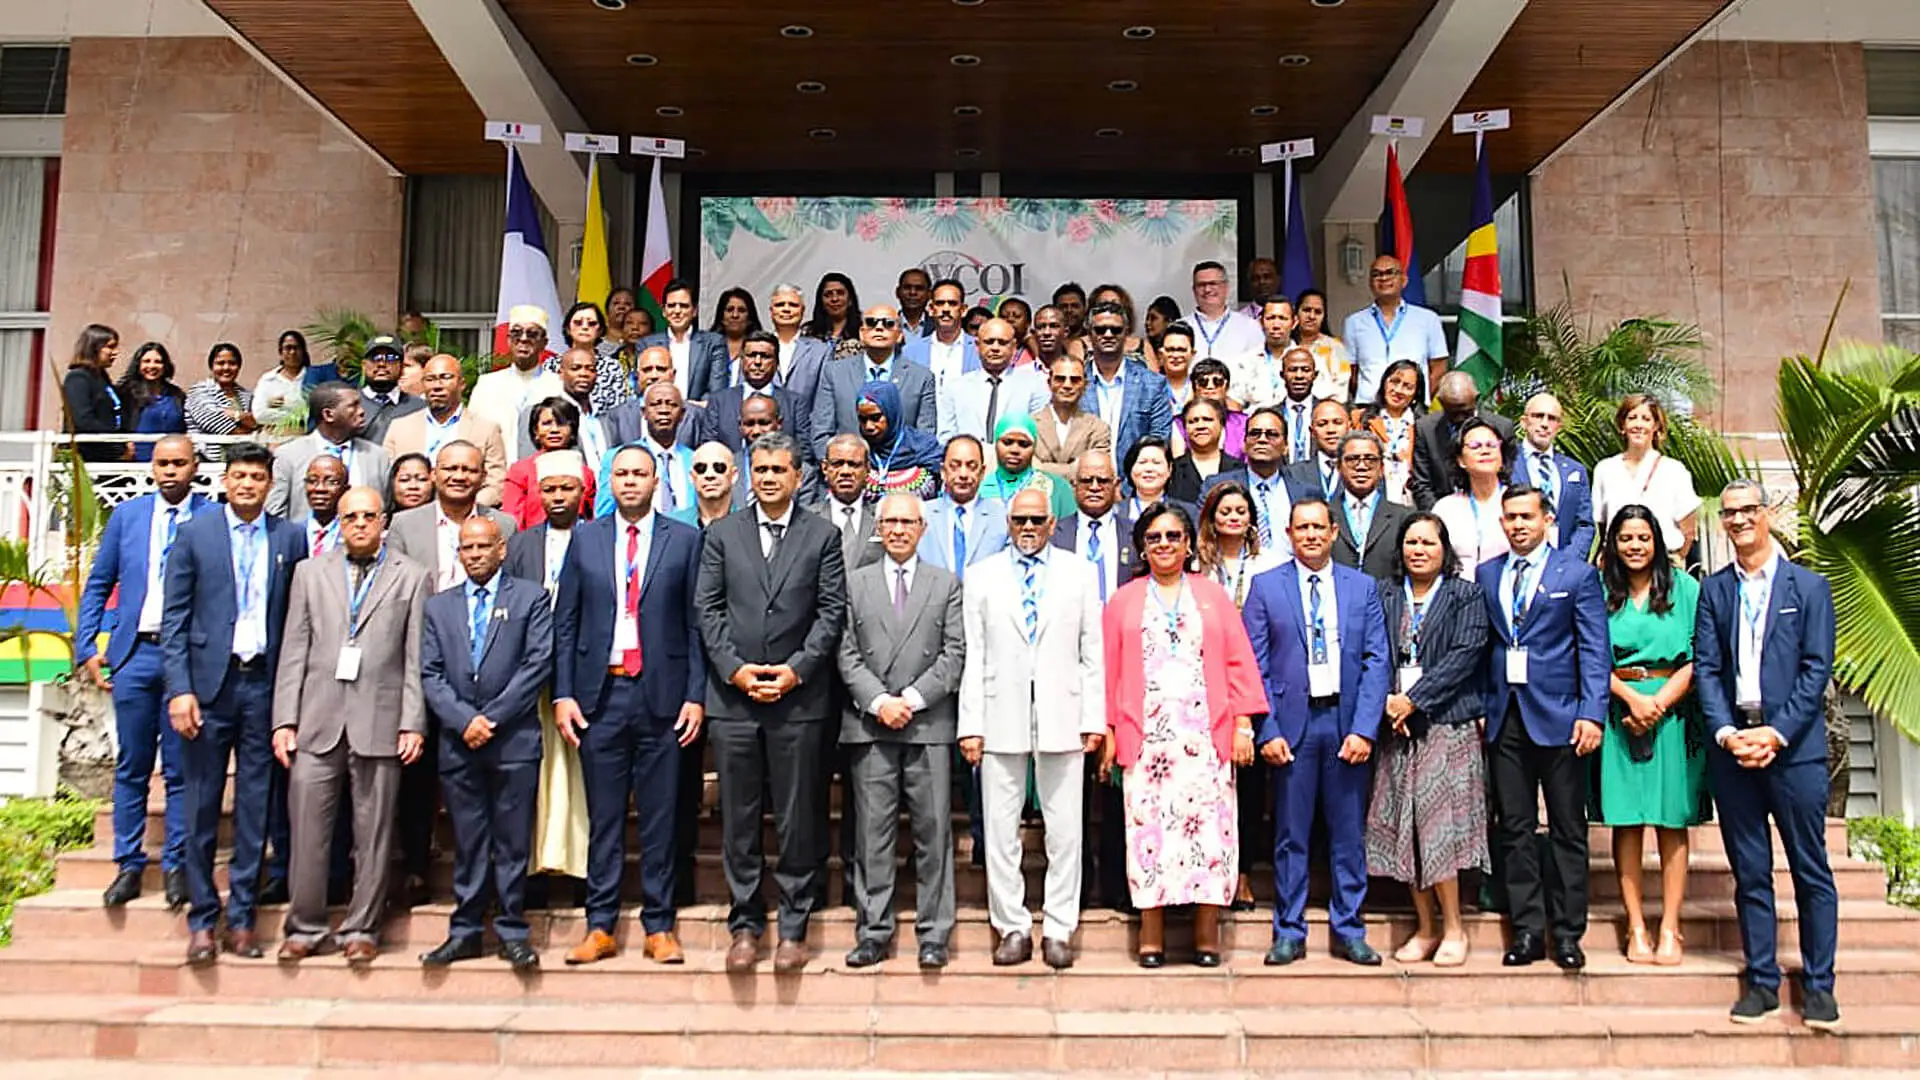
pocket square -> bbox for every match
[1568,471,1582,482]
[1780,607,1797,614]
[1549,591,1570,599]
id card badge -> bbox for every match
[1309,631,1329,667]
[1398,665,1423,694]
[1505,647,1529,685]
[613,611,640,653]
[1307,661,1339,698]
[335,644,362,682]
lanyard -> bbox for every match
[1215,554,1250,607]
[1739,574,1767,657]
[345,548,387,640]
[1148,578,1187,643]
[235,524,260,616]
[1403,580,1429,664]
[1193,311,1229,354]
[1370,304,1404,350]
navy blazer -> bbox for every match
[502,523,559,589]
[159,509,305,703]
[1078,358,1171,461]
[1517,446,1596,558]
[1242,561,1392,750]
[420,573,553,767]
[553,513,706,718]
[76,491,213,670]
[1378,574,1490,727]
[697,383,809,458]
[638,329,729,402]
[809,353,938,462]
[1693,555,1835,769]
[1477,545,1611,746]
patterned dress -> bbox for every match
[1124,588,1237,908]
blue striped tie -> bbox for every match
[1020,554,1040,643]
[470,585,489,669]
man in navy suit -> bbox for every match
[1516,393,1596,558]
[553,445,707,966]
[810,304,937,462]
[161,441,306,965]
[1078,300,1171,460]
[1476,482,1610,971]
[419,516,554,971]
[638,278,728,402]
[697,329,808,456]
[1243,496,1392,966]
[1694,479,1840,1029]
[77,435,211,910]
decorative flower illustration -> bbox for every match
[1066,215,1096,243]
[855,212,883,241]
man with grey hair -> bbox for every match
[1330,429,1410,579]
[267,381,388,522]
[769,282,831,412]
[1517,392,1594,556]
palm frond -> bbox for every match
[1803,508,1920,744]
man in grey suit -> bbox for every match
[272,487,433,964]
[1330,430,1412,579]
[268,381,390,522]
[809,304,936,462]
[811,433,882,572]
[768,282,830,414]
[837,493,966,970]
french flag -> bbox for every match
[493,144,564,355]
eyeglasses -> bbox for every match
[1524,411,1563,422]
[507,327,545,341]
[1245,428,1283,441]
[1369,269,1402,280]
[861,317,898,329]
[1193,279,1228,290]
[1076,476,1116,487]
[1052,374,1086,385]
[1462,440,1503,452]
[1143,531,1187,545]
[1008,514,1049,526]
[1194,374,1228,388]
[1719,504,1763,521]
[690,462,728,476]
[1342,454,1383,465]
[1089,326,1124,337]
[878,516,922,528]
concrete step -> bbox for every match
[0,993,1910,1071]
[0,1069,1898,1080]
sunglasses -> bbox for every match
[1143,531,1187,545]
[1052,374,1086,385]
[1076,476,1116,487]
[690,462,728,476]
[1194,374,1228,388]
[1342,454,1383,465]
[1009,514,1049,526]
[507,327,546,340]
[1089,326,1124,337]
[862,317,898,329]
[1245,428,1283,440]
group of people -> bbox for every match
[67,254,1841,1031]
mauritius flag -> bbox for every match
[1454,140,1503,395]
[1379,142,1425,306]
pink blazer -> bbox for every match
[1103,573,1269,768]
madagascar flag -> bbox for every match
[1454,140,1503,395]
[1378,143,1425,306]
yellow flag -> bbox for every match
[576,155,611,306]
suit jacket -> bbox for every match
[1477,545,1611,746]
[1049,509,1137,599]
[809,494,883,571]
[836,559,966,744]
[1169,453,1242,506]
[1031,408,1113,483]
[271,547,432,756]
[1284,453,1341,502]
[420,573,553,767]
[358,389,425,446]
[77,492,213,670]
[1077,358,1171,462]
[1242,560,1392,750]
[639,329,729,402]
[1331,491,1412,580]
[267,433,391,521]
[901,331,981,386]
[695,505,849,721]
[919,495,1009,574]
[553,513,707,718]
[386,502,518,585]
[1410,408,1515,511]
[502,522,567,593]
[696,384,809,457]
[809,353,937,462]
[599,400,701,452]
[160,509,305,704]
[1693,554,1835,769]
[382,409,511,508]
[780,335,832,423]
[1377,575,1490,727]
[956,547,1106,754]
[1516,446,1596,557]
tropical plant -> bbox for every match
[303,309,497,397]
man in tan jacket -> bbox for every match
[1031,354,1112,483]
[383,354,510,507]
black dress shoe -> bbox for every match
[1503,932,1546,967]
[1729,982,1781,1024]
[1192,950,1221,968]
[102,868,142,908]
[257,879,290,906]
[1551,937,1586,971]
[1230,896,1256,913]
[1137,950,1165,969]
[419,937,484,967]
[163,868,188,910]
[844,939,891,969]
[917,943,948,970]
[498,940,540,972]
[1331,937,1383,967]
[1264,938,1304,966]
[402,874,432,908]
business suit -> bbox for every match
[809,354,937,462]
[836,557,967,950]
[1331,489,1411,580]
[554,512,706,936]
[696,504,848,941]
[161,508,305,934]
[382,409,512,508]
[811,493,883,572]
[1078,358,1171,461]
[697,383,809,457]
[1051,508,1135,909]
[1410,409,1515,510]
[1694,553,1839,996]
[358,387,424,446]
[1242,561,1392,947]
[77,491,212,880]
[639,328,728,402]
[1285,453,1342,502]
[421,573,552,945]
[1031,408,1113,483]
[779,335,831,421]
[902,330,981,387]
[919,495,1009,580]
[1477,544,1610,946]
[387,503,520,586]
[1516,445,1596,557]
[267,434,391,521]
[958,547,1106,947]
[274,547,431,947]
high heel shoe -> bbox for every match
[1653,928,1684,966]
[1432,938,1469,968]
[1625,927,1655,964]
[1393,936,1440,964]
[1231,876,1256,912]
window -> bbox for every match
[1420,190,1528,319]
[404,174,567,356]
[0,45,67,116]
[0,157,51,430]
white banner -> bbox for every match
[698,197,1237,312]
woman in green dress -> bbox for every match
[1594,503,1710,965]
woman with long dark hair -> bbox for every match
[501,396,598,528]
[252,329,312,433]
[117,341,187,462]
[1357,358,1425,505]
[711,286,764,371]
[65,323,126,461]
[802,272,863,358]
[1294,287,1354,404]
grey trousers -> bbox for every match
[848,740,954,947]
[282,742,401,946]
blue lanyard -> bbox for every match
[234,524,260,615]
[345,549,387,639]
[1193,311,1229,354]
[1403,580,1429,664]
[1739,575,1767,653]
[1370,305,1404,349]
[1148,578,1187,641]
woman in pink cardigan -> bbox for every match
[1099,501,1269,967]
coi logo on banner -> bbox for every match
[918,251,1027,305]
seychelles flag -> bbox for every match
[492,144,563,356]
[1454,140,1503,395]
[1378,143,1425,306]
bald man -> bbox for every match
[936,316,1048,443]
[1409,370,1516,510]
[810,303,937,461]
[1343,254,1451,407]
[382,354,510,507]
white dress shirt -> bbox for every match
[1295,559,1340,694]
[668,330,693,400]
[1090,363,1126,431]
[1499,544,1547,639]
[226,507,271,661]
[611,510,654,663]
[644,436,687,514]
[777,335,798,382]
[435,510,468,590]
[1073,511,1120,598]
[305,516,340,558]
[1733,546,1783,713]
[1184,308,1265,372]
[539,524,572,598]
[868,554,929,714]
[757,503,795,559]
[928,333,967,387]
[1245,468,1295,560]
[939,365,1048,442]
[423,409,464,462]
[827,495,863,544]
[138,494,196,634]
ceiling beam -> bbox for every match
[1308,0,1530,224]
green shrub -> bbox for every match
[0,789,100,945]
[1849,816,1920,909]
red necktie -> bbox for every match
[623,523,644,674]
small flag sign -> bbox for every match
[630,135,687,159]
[1451,109,1512,134]
[1260,138,1316,164]
[1369,115,1425,139]
[484,121,542,144]
[565,132,622,154]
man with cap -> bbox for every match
[358,335,426,446]
[471,305,563,462]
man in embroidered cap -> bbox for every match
[471,305,562,462]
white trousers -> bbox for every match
[981,749,1084,943]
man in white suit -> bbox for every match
[958,488,1105,970]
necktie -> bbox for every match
[841,504,858,551]
[656,451,675,510]
[235,523,259,658]
[1308,572,1326,660]
[162,508,179,564]
[623,524,644,673]
[984,373,1003,438]
[1535,452,1557,503]
[870,363,887,382]
[1511,557,1533,630]
[1292,404,1309,460]
[1323,459,1338,497]
[469,585,489,668]
[1020,554,1040,643]
[894,566,908,617]
[763,521,785,560]
[1254,481,1274,548]
[952,505,968,578]
[1087,518,1106,601]
[1349,496,1371,554]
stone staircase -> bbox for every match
[3,787,1918,1073]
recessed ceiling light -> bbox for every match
[686,147,707,158]
[1108,79,1138,92]
[625,53,657,67]
[1278,54,1311,67]
[1095,127,1124,139]
[950,53,981,66]
[796,80,827,94]
[779,24,813,38]
[591,0,625,9]
[808,127,837,140]
[956,147,981,158]
[1228,146,1256,157]
[953,104,981,117]
[1250,104,1278,117]
[1310,0,1346,7]
[1122,26,1155,40]
[954,0,986,5]
[655,105,683,117]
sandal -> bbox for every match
[1653,928,1684,966]
[1393,936,1440,963]
[1432,938,1469,968]
[1625,927,1655,964]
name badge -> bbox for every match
[1307,661,1338,698]
[1309,632,1329,667]
[335,644,362,682]
[1398,665,1423,694]
[1506,647,1529,685]
[613,611,640,653]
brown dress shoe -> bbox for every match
[644,931,685,965]
[566,929,619,966]
[187,929,217,967]
[343,939,378,966]
[725,931,760,973]
[773,938,808,973]
[1042,937,1074,970]
[225,929,263,959]
[277,939,313,964]
[992,931,1033,966]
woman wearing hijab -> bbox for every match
[977,411,1075,519]
[856,379,945,501]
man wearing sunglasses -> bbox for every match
[1077,301,1172,462]
[809,304,937,462]
[357,335,426,446]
